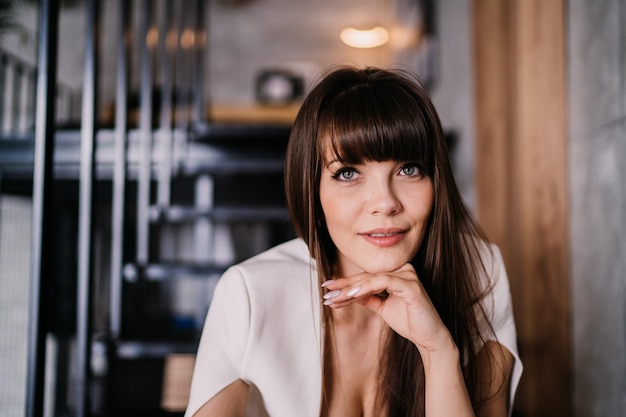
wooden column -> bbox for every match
[473,1,570,416]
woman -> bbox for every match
[185,67,522,417]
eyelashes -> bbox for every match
[329,162,425,182]
[398,163,423,177]
[331,167,358,181]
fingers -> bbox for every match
[322,265,451,349]
[321,265,418,308]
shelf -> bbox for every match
[0,123,290,179]
[123,262,228,282]
[207,103,299,125]
[148,205,289,223]
[114,340,198,359]
[193,121,291,144]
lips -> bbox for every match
[368,232,401,237]
[359,228,407,247]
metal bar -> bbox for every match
[194,174,214,263]
[136,0,153,265]
[157,0,173,207]
[110,0,130,339]
[26,0,58,416]
[0,53,6,132]
[12,64,23,133]
[4,62,15,132]
[25,69,37,132]
[76,0,99,414]
[192,0,205,124]
[173,0,184,129]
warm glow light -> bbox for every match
[146,27,158,49]
[340,26,389,49]
[180,29,195,49]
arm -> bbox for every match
[192,379,249,417]
[185,270,252,417]
[323,264,515,417]
[324,264,476,416]
[421,335,475,417]
[420,339,514,417]
[474,341,515,417]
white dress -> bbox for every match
[184,238,523,417]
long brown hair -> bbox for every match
[285,66,494,416]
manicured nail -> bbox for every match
[323,290,341,300]
[346,287,361,297]
[321,280,336,288]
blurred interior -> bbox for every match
[0,1,624,417]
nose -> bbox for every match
[367,179,401,216]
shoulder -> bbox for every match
[471,238,505,282]
[471,240,523,411]
[239,238,313,271]
[217,238,316,301]
[474,241,510,317]
[235,238,313,280]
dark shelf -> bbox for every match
[148,204,289,223]
[123,262,228,281]
[0,123,291,179]
[114,340,198,359]
[192,121,291,144]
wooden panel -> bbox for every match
[473,0,514,262]
[473,1,571,416]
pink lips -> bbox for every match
[359,229,407,248]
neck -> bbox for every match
[330,303,385,332]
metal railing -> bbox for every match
[0,48,78,137]
[25,1,208,416]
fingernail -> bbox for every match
[346,287,360,297]
[323,299,334,306]
[323,290,341,300]
[321,280,336,288]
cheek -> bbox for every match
[319,179,343,213]
[319,183,335,228]
[416,182,435,217]
[319,184,357,240]
[320,189,341,229]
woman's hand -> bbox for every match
[322,263,454,356]
[323,265,480,417]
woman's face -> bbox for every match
[319,151,434,277]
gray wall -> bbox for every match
[568,1,626,416]
[430,0,475,212]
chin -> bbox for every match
[358,259,409,274]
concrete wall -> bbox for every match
[568,0,626,416]
[430,0,475,211]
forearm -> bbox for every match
[421,340,475,417]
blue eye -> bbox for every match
[400,164,421,177]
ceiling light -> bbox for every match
[340,26,389,49]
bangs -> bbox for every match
[318,80,435,174]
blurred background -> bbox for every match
[0,0,623,416]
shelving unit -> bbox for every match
[0,1,302,416]
[0,122,294,416]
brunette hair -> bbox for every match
[285,66,494,416]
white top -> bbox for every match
[185,238,522,417]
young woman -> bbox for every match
[184,67,522,417]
